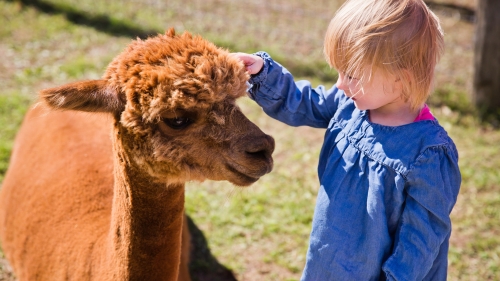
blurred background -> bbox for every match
[0,0,499,280]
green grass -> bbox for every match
[0,93,33,186]
[0,0,499,280]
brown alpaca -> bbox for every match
[0,29,274,281]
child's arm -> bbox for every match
[382,145,461,280]
[233,52,343,128]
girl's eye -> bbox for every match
[163,117,192,130]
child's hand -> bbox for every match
[231,53,264,75]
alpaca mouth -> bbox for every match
[225,164,261,186]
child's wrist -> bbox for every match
[249,51,271,85]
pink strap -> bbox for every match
[413,104,434,122]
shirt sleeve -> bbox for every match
[247,51,342,128]
[382,145,461,281]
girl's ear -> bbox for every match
[40,80,125,113]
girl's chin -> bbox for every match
[354,105,372,111]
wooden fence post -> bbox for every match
[473,0,500,121]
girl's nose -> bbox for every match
[336,73,347,91]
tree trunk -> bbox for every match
[473,0,500,121]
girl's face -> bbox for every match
[336,69,405,114]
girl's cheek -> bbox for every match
[351,85,364,98]
[349,84,358,93]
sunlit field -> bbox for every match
[1,0,499,280]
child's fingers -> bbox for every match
[230,53,264,75]
[245,61,262,75]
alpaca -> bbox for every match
[0,29,274,281]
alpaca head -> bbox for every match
[40,29,274,186]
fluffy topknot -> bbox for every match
[104,28,250,124]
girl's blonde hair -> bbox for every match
[324,0,444,110]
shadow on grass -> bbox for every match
[186,215,238,281]
[6,0,160,39]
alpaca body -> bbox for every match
[0,108,115,280]
[0,105,191,281]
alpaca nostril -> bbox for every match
[245,150,269,161]
[244,135,274,161]
[237,133,275,165]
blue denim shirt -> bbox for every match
[248,52,461,281]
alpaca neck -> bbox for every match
[103,125,185,281]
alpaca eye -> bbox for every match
[163,117,192,130]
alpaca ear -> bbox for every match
[40,80,125,113]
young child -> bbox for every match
[232,0,461,280]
